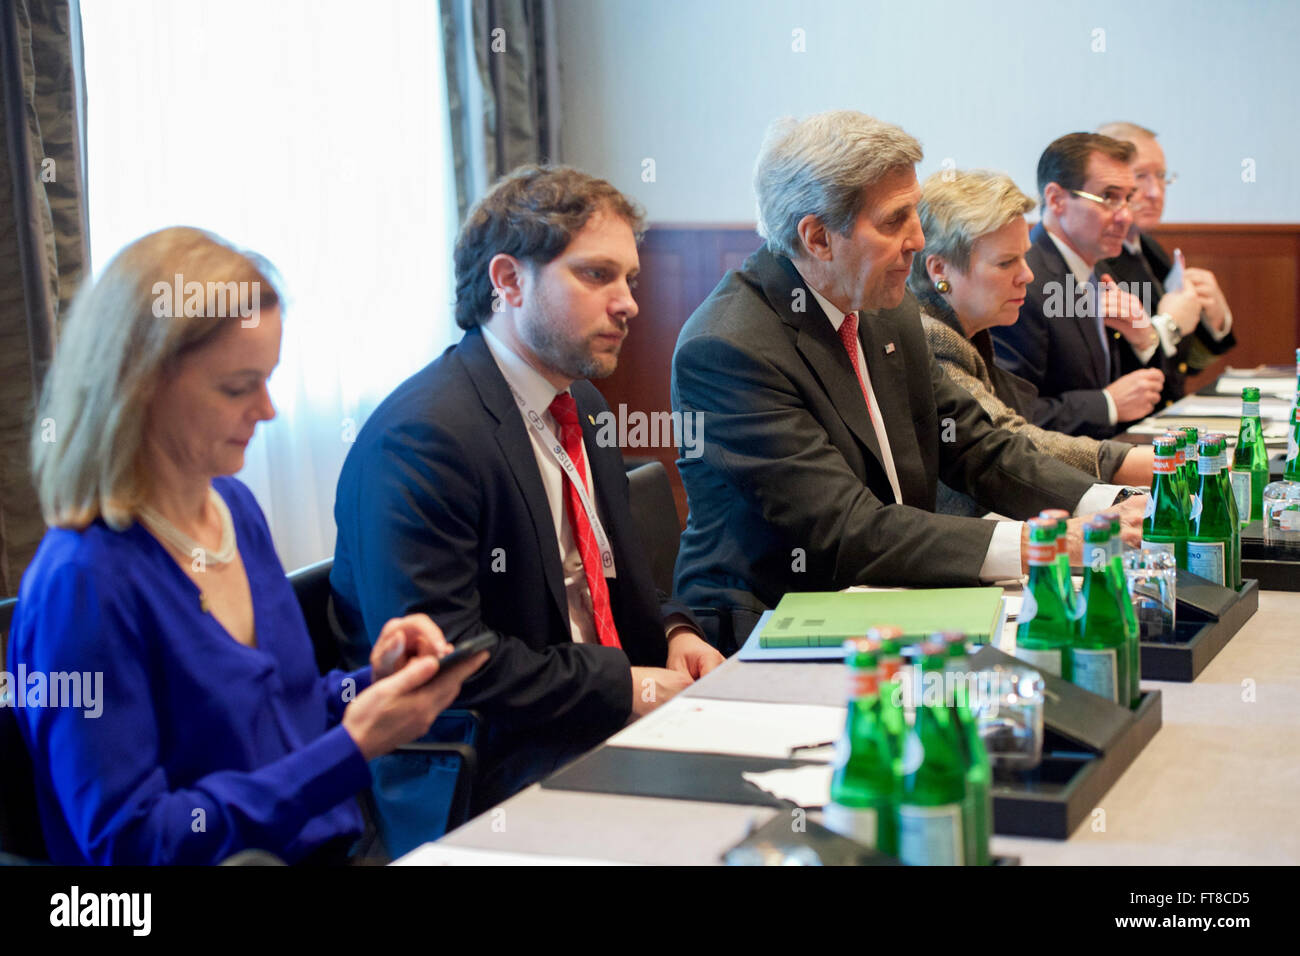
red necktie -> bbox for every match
[838,312,876,425]
[547,392,622,649]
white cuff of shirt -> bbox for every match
[1103,388,1118,426]
[979,520,1027,582]
[1077,483,1123,516]
[1203,307,1233,341]
[1151,314,1181,358]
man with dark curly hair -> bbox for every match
[332,165,719,809]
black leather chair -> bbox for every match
[625,461,682,596]
[1,596,50,864]
[286,559,481,857]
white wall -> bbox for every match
[555,0,1300,223]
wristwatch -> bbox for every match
[1112,487,1145,504]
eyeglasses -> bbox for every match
[1069,188,1137,213]
[1135,170,1178,188]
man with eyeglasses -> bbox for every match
[992,132,1169,439]
[1095,122,1236,407]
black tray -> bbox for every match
[1241,519,1300,591]
[1139,577,1260,681]
[990,689,1162,840]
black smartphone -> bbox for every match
[431,631,498,674]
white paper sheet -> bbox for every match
[606,696,846,759]
[742,765,834,808]
[392,844,629,866]
[1213,376,1295,399]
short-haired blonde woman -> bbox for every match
[907,170,1153,515]
[7,227,485,864]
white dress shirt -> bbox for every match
[482,324,605,645]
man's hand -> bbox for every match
[1019,495,1147,573]
[666,629,725,680]
[1105,369,1164,423]
[1107,494,1148,548]
[1183,267,1230,332]
[1098,273,1156,350]
[1157,288,1203,337]
[370,613,452,680]
[629,666,694,717]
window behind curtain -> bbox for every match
[80,0,457,571]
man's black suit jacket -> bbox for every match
[330,326,676,799]
[670,245,1097,627]
[1097,232,1237,406]
[991,222,1129,439]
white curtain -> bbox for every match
[80,0,458,572]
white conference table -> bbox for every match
[418,588,1300,866]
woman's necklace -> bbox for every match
[138,489,238,613]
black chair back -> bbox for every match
[625,461,682,596]
[0,597,50,863]
[287,557,345,674]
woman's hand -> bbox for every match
[370,613,451,680]
[343,650,488,761]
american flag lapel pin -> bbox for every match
[884,342,896,355]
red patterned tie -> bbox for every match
[547,392,622,649]
[838,312,876,424]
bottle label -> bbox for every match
[898,803,964,866]
[822,802,878,849]
[1187,541,1226,586]
[848,671,879,699]
[1230,471,1252,521]
[1026,542,1055,566]
[1198,455,1219,475]
[1242,402,1260,419]
[1086,545,1108,572]
[1071,648,1119,703]
[1153,455,1178,475]
[1141,540,1175,559]
[1014,645,1062,677]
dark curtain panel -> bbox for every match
[0,0,88,596]
[441,0,558,221]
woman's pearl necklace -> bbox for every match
[138,488,238,567]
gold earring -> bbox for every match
[935,278,951,294]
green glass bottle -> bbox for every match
[1142,436,1189,568]
[1165,432,1190,513]
[1187,437,1236,587]
[825,640,899,854]
[897,642,969,866]
[1180,426,1200,489]
[869,626,908,753]
[1038,509,1078,620]
[1232,386,1269,524]
[1099,511,1142,708]
[1283,409,1300,482]
[1206,432,1242,589]
[1288,349,1300,481]
[1016,518,1074,679]
[937,633,991,866]
[1073,521,1131,705]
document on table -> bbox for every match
[1213,375,1295,399]
[1168,396,1292,421]
[392,844,630,866]
[606,695,845,759]
[742,765,833,808]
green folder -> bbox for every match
[760,588,1006,648]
